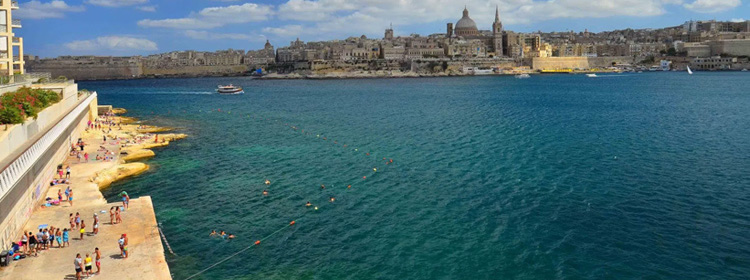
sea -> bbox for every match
[81,72,750,280]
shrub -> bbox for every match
[0,87,62,124]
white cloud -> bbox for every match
[683,0,741,13]
[65,36,157,52]
[138,3,273,29]
[183,30,265,41]
[136,5,156,12]
[262,25,304,37]
[85,0,148,7]
[15,0,85,19]
[268,0,685,41]
[730,18,747,22]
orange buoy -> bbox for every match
[254,240,261,245]
[366,153,370,156]
[289,221,296,226]
[347,185,351,189]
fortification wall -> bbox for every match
[142,65,248,77]
[27,63,142,81]
[532,57,589,70]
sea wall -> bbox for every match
[532,56,634,70]
[142,65,248,77]
[27,62,142,80]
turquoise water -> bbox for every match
[82,72,750,279]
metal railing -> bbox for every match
[0,92,97,201]
[11,19,21,27]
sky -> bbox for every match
[13,0,750,58]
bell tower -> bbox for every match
[492,6,504,56]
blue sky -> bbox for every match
[14,0,750,58]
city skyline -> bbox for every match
[15,0,750,57]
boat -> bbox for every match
[687,66,693,75]
[515,73,530,79]
[217,84,244,95]
[586,73,598,78]
[742,69,748,72]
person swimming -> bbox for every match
[320,184,325,189]
[329,197,335,203]
[262,190,268,196]
[306,201,312,207]
[264,180,271,185]
[209,230,218,237]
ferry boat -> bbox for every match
[515,73,530,79]
[217,84,244,95]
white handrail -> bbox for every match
[0,92,97,201]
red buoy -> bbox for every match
[254,240,261,245]
[289,221,296,226]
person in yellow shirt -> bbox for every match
[84,253,93,277]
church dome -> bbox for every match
[454,7,478,36]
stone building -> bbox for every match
[445,6,504,57]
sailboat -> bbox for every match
[687,66,693,75]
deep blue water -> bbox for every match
[81,72,750,280]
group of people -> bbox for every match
[209,230,235,240]
[73,248,101,280]
[67,212,100,240]
[18,227,70,257]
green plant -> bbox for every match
[0,87,61,124]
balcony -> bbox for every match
[11,37,20,45]
[11,19,20,28]
[11,1,19,9]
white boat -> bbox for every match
[687,66,693,75]
[515,73,530,79]
[586,73,598,78]
[742,69,748,72]
[217,84,244,95]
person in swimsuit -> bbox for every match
[28,232,37,256]
[123,234,129,258]
[68,189,74,206]
[63,229,70,247]
[55,229,62,248]
[79,220,86,240]
[109,207,115,224]
[209,230,218,237]
[306,201,312,207]
[93,213,99,235]
[115,207,122,224]
[262,190,268,196]
[95,247,101,274]
[66,166,71,178]
[70,213,76,229]
[118,235,125,257]
[58,189,63,202]
[75,212,81,229]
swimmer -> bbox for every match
[220,231,227,239]
[306,201,312,207]
[329,197,335,203]
[320,184,325,189]
[262,190,268,196]
[264,180,271,185]
[228,234,235,239]
[347,185,351,189]
[209,230,218,237]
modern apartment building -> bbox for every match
[0,0,24,79]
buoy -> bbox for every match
[362,176,366,179]
[366,153,370,156]
[254,240,261,245]
[354,148,358,151]
[289,221,295,226]
[390,159,393,163]
[373,168,377,172]
[314,206,319,210]
[347,185,351,189]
